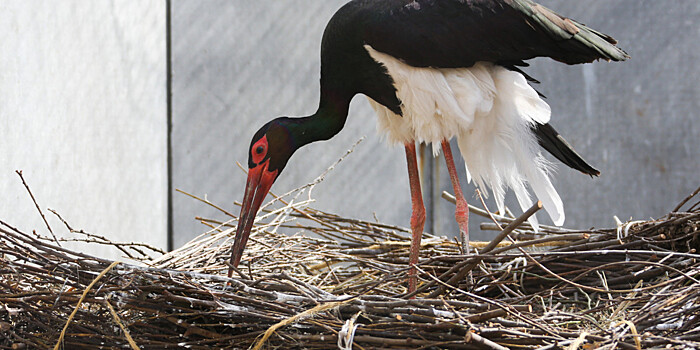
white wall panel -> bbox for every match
[0,1,167,259]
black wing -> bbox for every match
[359,0,628,68]
[533,123,600,176]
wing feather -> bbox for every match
[359,0,628,68]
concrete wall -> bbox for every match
[0,1,166,259]
[171,0,699,246]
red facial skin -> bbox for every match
[228,136,278,276]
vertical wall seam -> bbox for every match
[166,0,174,251]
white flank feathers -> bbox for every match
[365,45,565,228]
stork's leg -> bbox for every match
[441,140,470,254]
[404,142,425,293]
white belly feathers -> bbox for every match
[364,45,564,229]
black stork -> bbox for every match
[228,0,628,291]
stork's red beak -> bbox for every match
[228,161,278,276]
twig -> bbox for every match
[465,330,510,350]
[307,137,364,199]
[671,185,700,213]
[15,170,60,246]
[481,201,542,254]
[176,189,237,218]
[424,201,542,298]
[252,297,357,350]
[53,261,121,350]
[104,298,140,350]
[442,191,571,233]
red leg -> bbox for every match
[441,140,470,254]
[404,142,425,293]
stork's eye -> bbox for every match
[251,136,268,164]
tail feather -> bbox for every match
[522,164,565,226]
[511,179,540,231]
[458,66,565,229]
[533,123,600,176]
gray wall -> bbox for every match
[0,1,166,259]
[171,0,699,247]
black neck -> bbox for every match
[262,86,353,174]
[290,87,352,148]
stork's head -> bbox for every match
[229,118,299,271]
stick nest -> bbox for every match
[1,176,699,349]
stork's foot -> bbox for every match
[441,140,470,254]
[404,142,425,294]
